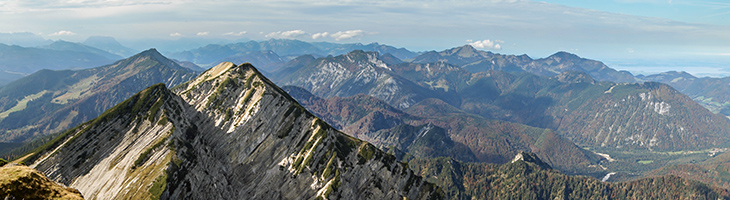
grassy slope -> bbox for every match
[0,165,84,200]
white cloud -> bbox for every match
[170,32,182,37]
[330,30,365,41]
[265,30,306,38]
[223,31,247,36]
[49,30,75,36]
[468,39,504,50]
[312,32,329,39]
[197,32,209,36]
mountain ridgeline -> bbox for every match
[273,50,730,152]
[4,40,730,199]
[278,50,452,109]
[168,39,417,70]
[26,62,442,199]
[638,71,730,117]
[411,45,636,83]
[0,49,198,146]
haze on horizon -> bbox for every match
[1,0,729,76]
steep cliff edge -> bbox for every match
[28,62,443,199]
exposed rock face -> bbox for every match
[638,71,730,117]
[277,50,448,109]
[510,151,552,170]
[29,62,443,199]
[556,82,730,150]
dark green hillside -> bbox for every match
[645,150,730,189]
[409,153,730,200]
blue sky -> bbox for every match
[1,0,729,75]
[542,0,730,25]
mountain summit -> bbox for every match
[0,49,197,144]
[27,62,443,199]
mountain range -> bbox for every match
[0,32,52,47]
[277,50,450,109]
[412,45,637,83]
[274,50,730,152]
[0,49,197,147]
[0,43,116,85]
[23,62,442,199]
[168,39,419,70]
[40,40,124,61]
[5,60,725,199]
[2,37,730,199]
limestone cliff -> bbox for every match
[28,62,443,199]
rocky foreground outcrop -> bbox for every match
[0,164,84,200]
[27,62,443,199]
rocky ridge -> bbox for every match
[27,62,443,199]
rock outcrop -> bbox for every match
[0,165,84,200]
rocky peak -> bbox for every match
[547,51,580,62]
[510,151,552,170]
[345,50,380,62]
[445,45,478,57]
[130,48,185,69]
